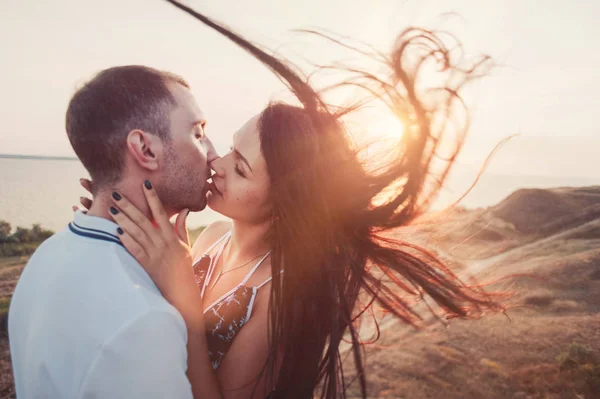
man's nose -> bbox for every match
[203,138,223,176]
[204,137,220,164]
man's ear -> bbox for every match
[126,130,163,171]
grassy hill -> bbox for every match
[342,186,600,398]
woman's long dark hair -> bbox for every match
[165,1,504,397]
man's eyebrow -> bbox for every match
[233,147,252,172]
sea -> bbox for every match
[0,156,597,234]
[0,157,224,233]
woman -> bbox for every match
[80,3,503,399]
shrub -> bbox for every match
[0,220,54,256]
[0,242,40,257]
[0,221,10,243]
[12,227,33,243]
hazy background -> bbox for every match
[1,0,599,231]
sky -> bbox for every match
[1,0,599,179]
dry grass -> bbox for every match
[340,187,600,399]
[343,311,600,398]
[0,258,24,399]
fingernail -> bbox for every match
[144,180,153,190]
[109,206,119,215]
[117,227,124,235]
[112,192,122,201]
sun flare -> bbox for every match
[370,115,405,142]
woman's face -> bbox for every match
[207,114,272,223]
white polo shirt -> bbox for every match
[8,211,193,399]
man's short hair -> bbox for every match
[65,65,189,188]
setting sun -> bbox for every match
[370,115,405,141]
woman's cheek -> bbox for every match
[236,188,249,203]
[229,183,245,203]
[235,186,255,206]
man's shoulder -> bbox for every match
[16,227,179,328]
[27,227,70,256]
[23,228,124,279]
[26,226,119,265]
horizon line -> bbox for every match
[0,153,77,161]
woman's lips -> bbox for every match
[208,180,222,196]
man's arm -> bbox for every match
[79,310,193,399]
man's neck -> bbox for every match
[86,185,154,222]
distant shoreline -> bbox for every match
[0,154,77,161]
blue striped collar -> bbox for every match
[68,211,124,247]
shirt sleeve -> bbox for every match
[79,309,193,399]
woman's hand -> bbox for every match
[108,180,205,332]
[72,178,94,212]
[110,180,222,399]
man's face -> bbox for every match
[157,82,217,213]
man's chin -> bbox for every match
[186,203,206,213]
[185,196,208,213]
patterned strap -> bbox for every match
[255,270,284,289]
[200,231,231,299]
[203,230,231,255]
[240,251,272,286]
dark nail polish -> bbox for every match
[144,180,153,190]
[117,227,124,235]
[109,206,119,215]
[112,192,122,201]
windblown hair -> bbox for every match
[165,1,503,397]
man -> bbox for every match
[9,65,217,398]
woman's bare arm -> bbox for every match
[216,288,272,399]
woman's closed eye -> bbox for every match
[234,164,246,177]
[228,146,247,177]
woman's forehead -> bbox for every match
[234,114,261,140]
[234,114,265,165]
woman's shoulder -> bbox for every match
[190,220,232,258]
